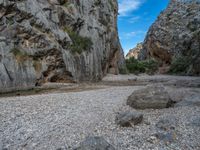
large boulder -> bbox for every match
[74,136,115,150]
[127,84,175,109]
[115,111,143,127]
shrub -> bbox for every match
[143,59,160,74]
[126,57,159,74]
[63,1,70,7]
[59,0,69,5]
[64,27,93,54]
[119,67,128,74]
[94,0,101,6]
[126,58,145,74]
[108,0,114,10]
[168,56,190,74]
[10,48,29,63]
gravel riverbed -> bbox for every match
[0,75,200,150]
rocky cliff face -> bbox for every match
[0,0,124,92]
[140,0,200,75]
[126,43,143,59]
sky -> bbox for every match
[118,0,170,55]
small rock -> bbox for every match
[127,84,175,109]
[144,120,151,125]
[154,132,176,144]
[74,136,115,150]
[156,116,177,131]
[115,111,143,127]
[155,116,178,144]
[147,136,158,144]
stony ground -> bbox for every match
[0,75,200,150]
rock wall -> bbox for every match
[139,0,200,75]
[0,0,124,92]
[126,43,143,59]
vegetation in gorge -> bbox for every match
[169,31,200,76]
[125,57,159,74]
[169,52,200,76]
[119,66,129,74]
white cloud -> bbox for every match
[120,31,145,39]
[118,0,144,16]
[123,32,137,38]
[129,16,141,23]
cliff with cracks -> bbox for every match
[0,0,124,92]
[139,0,200,75]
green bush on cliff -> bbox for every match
[169,56,190,74]
[126,57,159,74]
[64,27,93,54]
[108,0,114,10]
[10,48,24,56]
[94,0,101,6]
[10,48,29,63]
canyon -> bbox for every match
[0,0,200,149]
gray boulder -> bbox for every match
[74,136,115,150]
[115,111,143,127]
[127,84,175,109]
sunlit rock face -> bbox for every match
[139,0,200,75]
[0,0,124,92]
[126,43,143,60]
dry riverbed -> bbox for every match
[0,74,200,150]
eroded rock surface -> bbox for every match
[115,111,143,127]
[139,0,200,75]
[127,84,175,109]
[0,0,124,92]
[126,43,143,60]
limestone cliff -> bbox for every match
[126,43,143,59]
[0,0,124,92]
[139,0,200,75]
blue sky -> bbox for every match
[118,0,170,55]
